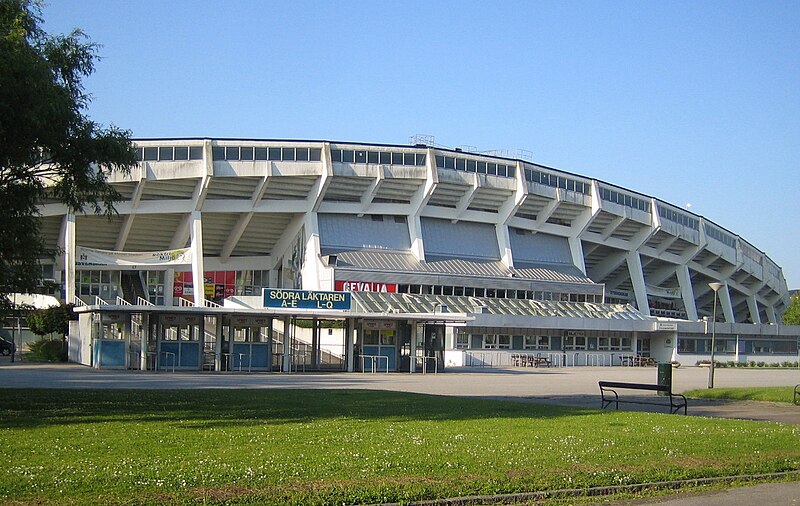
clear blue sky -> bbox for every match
[43,0,800,289]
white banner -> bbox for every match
[76,246,193,269]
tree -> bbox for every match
[0,0,135,314]
[783,294,800,325]
[27,303,75,337]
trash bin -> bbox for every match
[657,362,672,395]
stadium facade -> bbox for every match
[39,138,798,371]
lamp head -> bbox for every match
[708,282,723,293]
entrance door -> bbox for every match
[361,328,396,371]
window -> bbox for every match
[144,147,158,161]
[269,147,282,160]
[174,146,189,160]
[255,147,268,160]
[309,148,322,161]
[355,150,367,163]
[225,147,240,160]
[342,150,354,163]
[455,333,469,349]
[524,335,550,350]
[159,147,174,161]
[240,147,254,160]
[368,151,379,164]
[380,152,391,164]
[483,334,511,349]
[415,153,426,165]
[189,146,203,160]
[282,147,295,161]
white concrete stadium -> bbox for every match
[36,138,799,372]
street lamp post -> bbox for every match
[708,282,723,389]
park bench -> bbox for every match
[598,380,687,415]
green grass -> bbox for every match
[685,386,799,404]
[1,389,799,505]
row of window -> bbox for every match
[332,149,426,166]
[526,168,591,195]
[705,224,736,248]
[136,145,204,162]
[678,337,797,354]
[396,284,603,303]
[212,146,322,162]
[658,205,699,230]
[435,155,516,178]
[454,333,633,351]
[599,187,651,212]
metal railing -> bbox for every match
[359,354,389,373]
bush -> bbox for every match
[25,337,67,362]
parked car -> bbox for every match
[0,337,14,356]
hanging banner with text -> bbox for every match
[76,246,193,269]
[263,289,351,310]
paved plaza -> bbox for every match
[1,361,798,423]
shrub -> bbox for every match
[25,337,67,362]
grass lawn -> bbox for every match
[684,386,799,404]
[1,389,799,505]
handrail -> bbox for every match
[359,354,389,373]
[161,351,176,373]
[177,297,193,307]
[94,296,108,306]
[115,296,132,306]
[204,299,222,308]
[136,297,154,306]
[73,298,86,307]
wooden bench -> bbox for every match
[598,381,687,415]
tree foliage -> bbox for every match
[783,294,800,325]
[0,0,135,312]
[26,303,75,337]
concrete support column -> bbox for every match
[408,215,426,262]
[189,211,205,307]
[765,305,777,324]
[215,316,224,371]
[718,283,735,323]
[496,224,513,269]
[165,268,175,306]
[64,214,76,304]
[746,295,762,324]
[568,236,586,275]
[676,265,698,320]
[626,251,650,316]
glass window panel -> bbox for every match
[467,159,477,172]
[506,165,515,178]
[456,158,466,171]
[341,150,354,163]
[225,147,240,160]
[255,147,268,160]
[268,147,282,160]
[135,147,143,161]
[144,147,158,161]
[158,147,174,160]
[445,157,455,169]
[476,161,486,173]
[355,150,367,163]
[295,148,309,161]
[487,163,497,174]
[282,147,295,161]
[403,153,415,165]
[240,147,254,160]
[174,146,189,160]
[391,152,404,165]
[189,146,204,160]
[367,151,379,163]
[330,149,341,162]
[415,153,426,165]
[497,165,507,177]
[380,151,391,164]
[309,148,322,161]
[435,155,444,168]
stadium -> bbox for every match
[34,137,798,372]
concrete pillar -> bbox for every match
[718,283,735,323]
[64,214,76,304]
[282,316,292,372]
[626,251,650,316]
[676,265,698,320]
[346,318,355,372]
[747,295,761,324]
[190,211,205,307]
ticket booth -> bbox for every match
[92,312,130,369]
[360,320,397,372]
[224,315,272,371]
[157,314,203,370]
